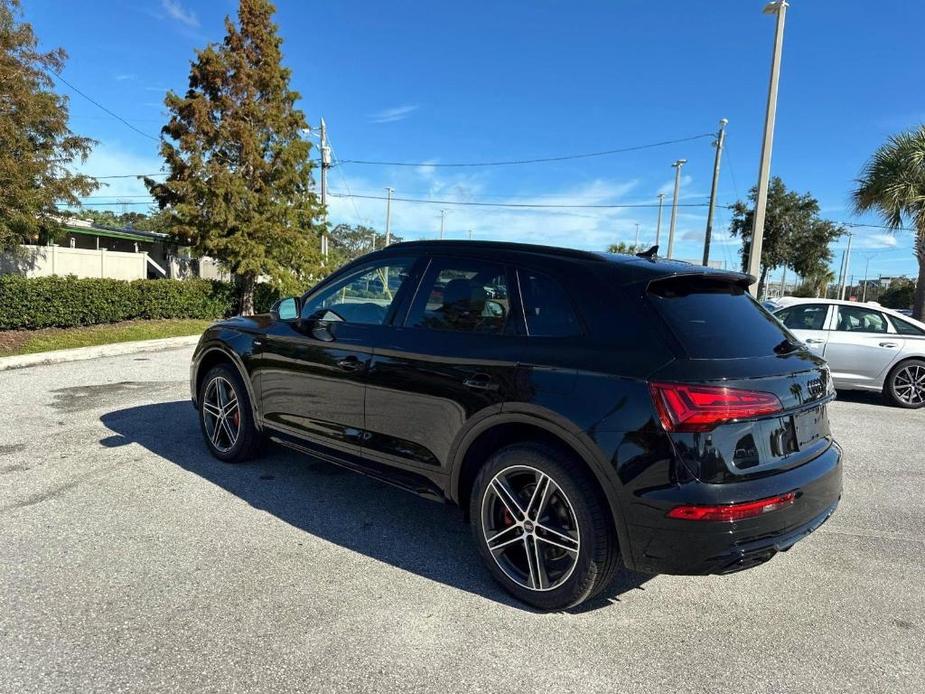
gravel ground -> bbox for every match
[0,347,922,693]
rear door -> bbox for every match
[773,303,833,358]
[824,305,903,388]
[363,255,524,472]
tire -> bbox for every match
[197,364,263,462]
[469,442,619,611]
[883,358,925,409]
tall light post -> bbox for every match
[746,0,789,295]
[655,193,665,248]
[667,159,686,260]
[839,232,854,300]
[384,187,393,246]
[634,223,640,250]
[439,209,447,239]
[703,118,728,266]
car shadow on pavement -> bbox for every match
[100,400,653,613]
[833,390,892,408]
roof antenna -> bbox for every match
[636,244,658,260]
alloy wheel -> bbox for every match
[480,465,581,592]
[202,376,240,452]
[893,364,925,406]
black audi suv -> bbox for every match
[190,240,842,610]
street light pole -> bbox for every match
[655,193,665,248]
[746,0,789,295]
[384,187,393,246]
[862,255,872,302]
[703,118,728,267]
[839,232,853,301]
[634,223,640,250]
[319,117,331,258]
[439,209,446,239]
[667,159,686,260]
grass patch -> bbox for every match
[0,319,213,358]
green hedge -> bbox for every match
[0,275,253,330]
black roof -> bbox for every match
[381,239,752,286]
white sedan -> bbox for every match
[770,298,925,408]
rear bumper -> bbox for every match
[624,441,843,575]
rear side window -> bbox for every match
[406,258,510,334]
[648,277,792,359]
[835,306,888,333]
[891,317,925,336]
[518,270,581,337]
[775,304,828,331]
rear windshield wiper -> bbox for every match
[773,338,802,355]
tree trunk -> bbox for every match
[237,273,257,316]
[914,230,925,321]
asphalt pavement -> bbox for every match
[0,347,923,693]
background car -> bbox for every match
[772,297,925,408]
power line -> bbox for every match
[47,68,161,142]
[328,192,714,210]
[339,133,715,168]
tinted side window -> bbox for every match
[406,258,510,334]
[518,270,581,337]
[301,257,415,325]
[775,304,828,331]
[835,306,888,333]
[892,317,925,336]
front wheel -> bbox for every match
[884,359,925,409]
[470,443,619,611]
[198,364,263,462]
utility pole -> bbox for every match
[468,229,472,240]
[634,223,640,250]
[862,255,872,302]
[655,193,665,248]
[779,266,787,298]
[439,209,447,239]
[746,0,789,296]
[838,233,853,300]
[319,117,331,258]
[384,187,393,246]
[667,159,686,260]
[703,118,728,267]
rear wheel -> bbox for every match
[470,443,618,610]
[198,364,263,462]
[884,359,925,409]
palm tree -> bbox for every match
[853,125,925,319]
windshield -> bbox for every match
[648,276,795,359]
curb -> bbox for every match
[0,335,201,372]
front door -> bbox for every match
[258,256,418,457]
[364,255,525,471]
[824,305,904,388]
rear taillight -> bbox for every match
[667,492,796,522]
[649,382,782,432]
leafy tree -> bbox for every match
[75,208,171,232]
[728,177,843,298]
[853,125,925,320]
[792,267,835,298]
[329,223,401,264]
[606,241,643,255]
[879,278,916,310]
[0,0,97,249]
[146,0,323,314]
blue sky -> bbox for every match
[24,0,925,280]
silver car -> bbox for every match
[772,298,925,408]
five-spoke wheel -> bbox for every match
[198,364,263,462]
[471,443,619,610]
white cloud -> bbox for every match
[368,105,420,124]
[114,73,137,82]
[65,143,164,214]
[160,0,199,28]
[858,233,898,249]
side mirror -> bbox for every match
[271,296,301,321]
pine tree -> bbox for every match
[146,0,323,314]
[0,0,97,249]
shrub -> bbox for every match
[0,276,238,330]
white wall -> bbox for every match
[0,245,148,280]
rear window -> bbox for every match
[648,277,792,359]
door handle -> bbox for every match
[463,373,500,391]
[804,338,824,345]
[337,356,364,372]
[879,342,899,348]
